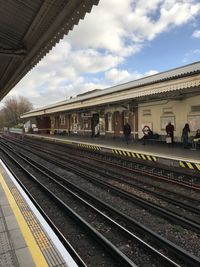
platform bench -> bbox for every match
[140,135,166,145]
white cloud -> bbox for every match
[6,0,200,109]
[69,0,200,48]
[182,49,200,63]
[8,72,108,108]
[67,49,123,73]
[192,30,200,38]
[105,68,132,84]
[67,0,133,54]
[145,70,159,76]
[125,1,200,41]
[105,68,158,85]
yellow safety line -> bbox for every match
[136,153,141,159]
[0,174,48,267]
[123,151,127,156]
[131,152,136,157]
[186,162,194,169]
[127,151,131,157]
[179,161,185,168]
[195,164,200,171]
[152,156,157,162]
[147,155,152,161]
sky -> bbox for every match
[5,0,200,108]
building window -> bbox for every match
[108,113,112,131]
[60,115,65,125]
[83,118,89,129]
[51,116,55,127]
[188,115,200,131]
[72,114,78,124]
[99,117,105,134]
[162,107,173,115]
[142,109,151,116]
[124,111,129,123]
[191,105,200,113]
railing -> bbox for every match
[8,128,23,134]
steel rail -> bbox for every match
[7,136,200,190]
[3,137,199,214]
[8,139,199,232]
[0,146,137,267]
[1,159,88,267]
[80,149,200,188]
[1,139,199,232]
[0,146,186,267]
[1,143,200,267]
[33,144,199,215]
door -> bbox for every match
[113,111,122,137]
[91,113,99,137]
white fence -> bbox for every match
[8,128,23,134]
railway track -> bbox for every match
[4,137,200,200]
[24,136,200,189]
[0,139,200,266]
[15,136,200,190]
[0,143,185,267]
[3,138,200,225]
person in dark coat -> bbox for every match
[140,125,153,145]
[123,122,131,144]
[182,123,190,148]
[165,122,174,144]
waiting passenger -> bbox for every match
[165,122,174,145]
[140,125,153,145]
[182,123,190,148]
[123,122,131,144]
[191,129,200,150]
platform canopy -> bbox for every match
[0,0,99,101]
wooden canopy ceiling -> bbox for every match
[0,0,99,100]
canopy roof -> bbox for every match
[0,0,99,100]
[21,61,200,118]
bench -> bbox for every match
[144,136,200,149]
[189,138,200,149]
[140,134,165,145]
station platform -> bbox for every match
[25,134,200,173]
[0,160,78,267]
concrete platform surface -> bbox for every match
[0,160,78,267]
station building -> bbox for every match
[21,61,200,142]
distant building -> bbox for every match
[21,61,200,142]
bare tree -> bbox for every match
[0,109,5,129]
[1,96,33,128]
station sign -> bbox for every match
[81,112,92,117]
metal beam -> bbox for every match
[0,47,26,56]
[0,0,100,100]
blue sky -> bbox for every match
[6,0,200,108]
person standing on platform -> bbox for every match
[182,123,190,148]
[165,122,174,145]
[123,122,131,144]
